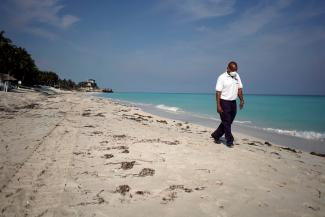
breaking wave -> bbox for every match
[262,128,325,141]
[156,104,181,112]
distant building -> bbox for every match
[79,79,98,91]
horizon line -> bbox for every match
[108,91,325,97]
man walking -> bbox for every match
[211,61,244,147]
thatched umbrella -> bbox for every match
[0,73,17,81]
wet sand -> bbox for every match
[0,90,324,217]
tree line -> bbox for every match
[0,31,79,90]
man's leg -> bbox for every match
[222,112,234,145]
[220,100,235,145]
[211,118,225,140]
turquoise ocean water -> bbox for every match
[98,92,325,142]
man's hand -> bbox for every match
[216,91,223,114]
[217,106,223,113]
[239,100,244,110]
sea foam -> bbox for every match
[156,104,181,112]
[262,127,325,141]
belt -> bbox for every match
[220,99,236,102]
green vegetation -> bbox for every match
[0,30,77,90]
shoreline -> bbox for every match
[1,90,324,216]
[96,94,325,154]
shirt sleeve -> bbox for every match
[215,75,223,91]
[237,74,243,88]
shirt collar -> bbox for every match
[225,71,238,80]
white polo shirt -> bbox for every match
[215,72,243,101]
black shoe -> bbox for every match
[211,135,221,144]
[226,143,234,148]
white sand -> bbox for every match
[0,90,324,217]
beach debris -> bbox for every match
[80,171,98,177]
[157,120,168,124]
[121,161,136,170]
[121,149,129,153]
[134,113,152,118]
[161,185,192,203]
[35,209,48,217]
[135,138,180,145]
[162,192,177,203]
[122,114,148,122]
[135,190,150,195]
[264,141,272,146]
[73,151,85,155]
[304,203,320,211]
[251,140,264,145]
[277,182,287,187]
[38,169,46,177]
[113,134,126,139]
[120,109,130,112]
[258,202,269,207]
[102,154,114,159]
[281,147,300,153]
[176,123,182,127]
[72,190,106,207]
[112,145,128,150]
[0,106,12,112]
[138,168,155,177]
[168,185,192,193]
[114,185,130,195]
[270,151,280,156]
[168,185,184,190]
[166,140,180,145]
[94,112,105,117]
[83,125,95,128]
[5,192,13,198]
[82,112,91,117]
[215,180,224,186]
[91,131,103,135]
[310,152,325,158]
[247,142,258,146]
[95,190,105,204]
[20,103,39,109]
[194,186,205,191]
[316,189,321,198]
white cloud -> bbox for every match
[61,15,80,29]
[192,0,297,44]
[162,0,236,21]
[195,25,211,32]
[25,27,58,40]
[1,0,79,39]
[228,0,294,36]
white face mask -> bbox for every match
[229,71,237,77]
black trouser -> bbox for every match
[211,99,237,144]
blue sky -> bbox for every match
[1,0,325,94]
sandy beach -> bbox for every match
[0,90,324,217]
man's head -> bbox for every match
[227,61,238,72]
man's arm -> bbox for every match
[216,91,223,113]
[238,88,244,109]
